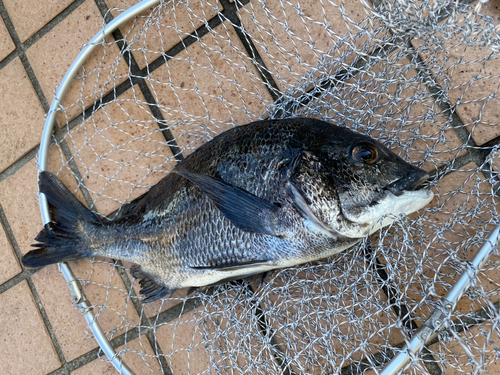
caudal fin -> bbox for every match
[22,172,99,268]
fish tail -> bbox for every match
[22,172,99,268]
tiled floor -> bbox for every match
[0,1,500,375]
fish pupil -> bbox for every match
[350,143,379,164]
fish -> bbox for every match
[22,118,434,302]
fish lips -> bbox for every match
[384,168,430,196]
[338,166,433,229]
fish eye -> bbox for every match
[350,143,379,165]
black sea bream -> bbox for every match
[22,119,433,302]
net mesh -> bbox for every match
[44,0,500,373]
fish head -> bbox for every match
[294,124,434,238]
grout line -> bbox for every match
[2,6,54,113]
[0,0,86,53]
[0,47,19,70]
[0,203,69,368]
[0,145,39,183]
[137,77,185,160]
[479,134,500,150]
[0,0,87,189]
[26,277,69,369]
[357,1,492,372]
[340,300,500,374]
[144,14,224,75]
[0,1,19,48]
[0,270,32,295]
[48,297,200,374]
[57,136,96,206]
[0,203,29,268]
[271,44,398,118]
[32,262,199,374]
[47,366,71,375]
[218,0,282,102]
[404,43,476,150]
[43,0,235,156]
[18,52,52,112]
[360,242,446,374]
[364,244,443,374]
[94,0,185,161]
[0,202,45,295]
[426,148,491,186]
[21,0,87,50]
[47,345,105,374]
[364,243,416,331]
[244,282,295,375]
[152,295,199,325]
[0,0,67,113]
[361,1,453,373]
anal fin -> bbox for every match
[130,265,173,303]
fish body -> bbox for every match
[23,119,433,302]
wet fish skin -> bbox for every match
[22,118,433,302]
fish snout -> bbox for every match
[385,167,430,196]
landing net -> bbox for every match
[43,0,500,373]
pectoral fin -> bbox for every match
[174,169,281,236]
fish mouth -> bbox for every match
[384,169,430,196]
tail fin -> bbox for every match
[22,172,100,268]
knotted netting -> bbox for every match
[41,0,500,373]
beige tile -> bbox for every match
[32,258,141,361]
[0,147,84,256]
[65,85,176,216]
[0,16,15,61]
[0,222,21,285]
[0,280,61,374]
[156,310,213,374]
[0,159,42,256]
[106,0,221,70]
[3,0,73,42]
[428,323,500,375]
[147,21,274,155]
[237,0,372,92]
[71,335,162,375]
[26,0,129,125]
[0,58,45,173]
